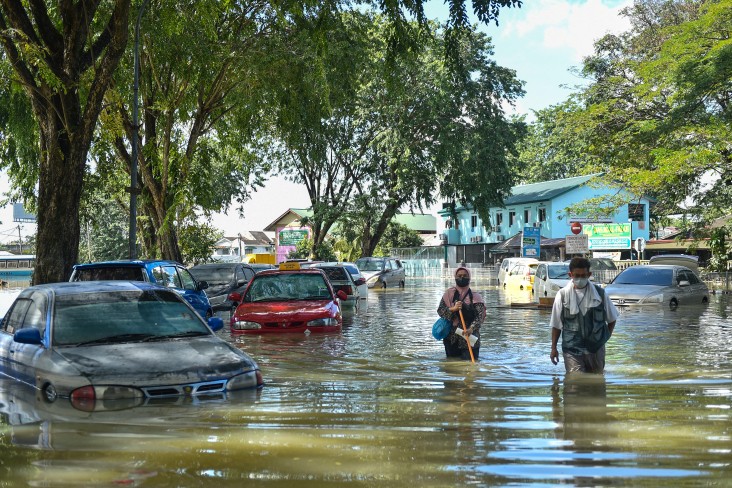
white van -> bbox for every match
[533,261,571,299]
[497,257,539,286]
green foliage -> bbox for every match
[179,221,223,266]
[287,237,337,262]
[78,180,129,263]
[572,0,732,222]
[374,223,423,256]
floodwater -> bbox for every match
[1,277,731,487]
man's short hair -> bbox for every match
[569,257,591,271]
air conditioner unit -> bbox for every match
[493,226,501,233]
[497,235,505,241]
[533,222,541,227]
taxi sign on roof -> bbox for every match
[279,261,301,271]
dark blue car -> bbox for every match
[69,260,213,318]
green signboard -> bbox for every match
[279,229,309,247]
[584,223,631,249]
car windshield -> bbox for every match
[53,290,210,346]
[548,264,570,279]
[612,267,673,286]
[355,259,383,272]
[72,266,145,281]
[244,273,331,302]
[189,266,233,285]
[342,265,359,276]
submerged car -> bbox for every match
[311,264,364,304]
[0,282,263,412]
[605,265,709,308]
[533,262,571,299]
[497,257,538,286]
[354,257,405,288]
[70,260,213,318]
[312,262,368,299]
[189,263,256,317]
[229,268,346,334]
[504,261,538,291]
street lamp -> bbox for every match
[129,0,150,259]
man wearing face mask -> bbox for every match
[436,267,486,360]
[550,257,619,374]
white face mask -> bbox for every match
[572,277,589,289]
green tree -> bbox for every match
[178,220,222,266]
[374,222,423,256]
[572,0,731,221]
[0,0,130,283]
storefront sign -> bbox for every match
[584,223,631,249]
[278,229,309,246]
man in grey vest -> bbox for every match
[550,257,619,374]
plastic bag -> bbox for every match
[432,317,452,340]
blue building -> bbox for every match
[438,174,651,262]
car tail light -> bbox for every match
[256,370,264,387]
[70,385,96,412]
[341,285,353,295]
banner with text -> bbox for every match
[584,223,631,249]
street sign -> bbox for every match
[634,237,646,252]
[570,221,583,235]
[522,226,541,257]
[565,234,589,254]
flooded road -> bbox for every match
[1,277,731,486]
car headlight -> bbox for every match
[208,295,226,306]
[367,276,379,284]
[232,321,261,330]
[226,370,263,391]
[307,318,338,327]
[641,293,663,304]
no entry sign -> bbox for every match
[570,222,583,235]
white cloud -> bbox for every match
[500,0,633,60]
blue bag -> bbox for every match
[432,317,452,340]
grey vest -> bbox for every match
[561,285,611,355]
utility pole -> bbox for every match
[17,225,22,254]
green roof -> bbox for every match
[504,174,599,206]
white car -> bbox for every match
[314,262,368,299]
[533,261,571,299]
[497,257,539,287]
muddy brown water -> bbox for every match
[1,279,730,486]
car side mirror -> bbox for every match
[207,317,224,332]
[236,279,247,287]
[354,278,366,286]
[336,290,348,301]
[197,280,209,291]
[679,280,690,287]
[228,292,242,303]
[14,328,42,345]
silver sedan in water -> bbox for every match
[0,281,263,412]
[604,265,709,308]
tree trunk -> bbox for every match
[33,101,84,283]
[361,201,400,257]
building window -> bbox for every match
[538,208,546,222]
[628,203,645,222]
[524,209,530,224]
[509,211,515,226]
[471,215,478,231]
[496,213,503,225]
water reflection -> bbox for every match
[0,281,730,486]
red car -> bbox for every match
[228,268,347,334]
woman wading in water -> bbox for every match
[436,267,486,360]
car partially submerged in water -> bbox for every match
[0,282,263,412]
[228,267,347,334]
[604,265,709,308]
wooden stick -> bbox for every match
[458,309,475,363]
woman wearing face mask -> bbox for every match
[436,267,486,360]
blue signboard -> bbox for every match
[522,226,541,258]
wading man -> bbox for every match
[550,257,619,374]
